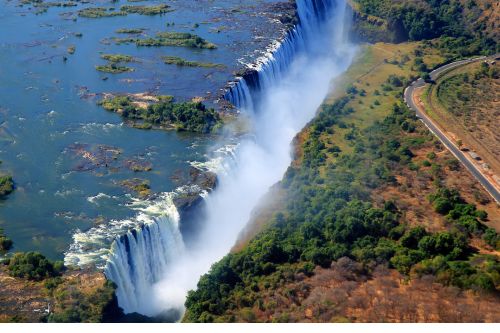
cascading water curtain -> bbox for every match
[104,0,355,320]
[224,0,339,112]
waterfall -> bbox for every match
[225,0,338,112]
[105,215,185,314]
[103,0,355,319]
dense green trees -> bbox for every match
[184,99,500,322]
[483,228,500,249]
[99,95,222,133]
[428,187,491,236]
[4,252,64,281]
[0,228,13,251]
[356,0,498,56]
[0,175,14,197]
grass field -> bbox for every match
[318,42,443,165]
[239,41,498,248]
[242,42,499,248]
[425,61,500,175]
[307,41,499,229]
[200,41,500,323]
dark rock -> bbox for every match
[267,0,298,29]
[172,167,217,245]
[189,167,217,190]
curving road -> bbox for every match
[404,55,500,204]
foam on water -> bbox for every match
[68,0,356,319]
[78,122,123,135]
[65,191,182,269]
[189,143,239,174]
[86,192,113,205]
[64,146,230,272]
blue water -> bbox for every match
[104,0,355,318]
[0,0,287,259]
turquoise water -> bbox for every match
[0,0,285,259]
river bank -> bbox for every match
[183,0,500,322]
[0,0,301,322]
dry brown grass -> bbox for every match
[0,266,109,323]
[230,258,500,323]
[438,63,499,168]
[0,267,48,322]
[372,134,500,232]
[228,42,499,323]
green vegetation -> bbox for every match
[113,32,217,49]
[0,228,13,251]
[0,175,14,197]
[21,1,78,14]
[428,188,491,236]
[110,37,136,44]
[100,54,134,63]
[137,32,217,49]
[120,178,151,197]
[483,228,500,250]
[78,5,172,18]
[162,56,224,68]
[96,53,135,73]
[185,99,500,322]
[99,95,222,133]
[78,7,127,18]
[116,28,146,34]
[48,279,117,323]
[0,173,14,251]
[120,4,172,15]
[95,64,134,74]
[4,252,64,281]
[354,0,498,58]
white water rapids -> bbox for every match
[98,0,356,319]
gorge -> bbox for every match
[1,0,499,324]
[104,0,356,320]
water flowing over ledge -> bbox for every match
[76,0,356,319]
[64,189,191,269]
[224,0,334,111]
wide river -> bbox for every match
[0,0,287,261]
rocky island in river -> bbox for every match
[1,0,499,325]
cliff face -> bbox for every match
[348,0,500,45]
[183,1,500,323]
[173,167,218,245]
[0,266,49,322]
[348,5,394,43]
[0,266,118,323]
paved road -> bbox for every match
[404,55,500,204]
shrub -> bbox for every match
[483,228,499,249]
[400,227,427,249]
[0,228,13,251]
[99,95,222,133]
[475,210,488,221]
[7,252,64,281]
[433,198,453,215]
[387,75,404,87]
[0,175,14,197]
